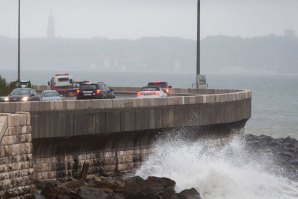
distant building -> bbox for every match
[47,11,55,39]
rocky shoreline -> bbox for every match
[35,134,298,199]
[36,175,202,199]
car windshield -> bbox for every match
[42,91,59,97]
[80,84,97,90]
[10,88,30,95]
[20,81,29,85]
[148,82,168,88]
[58,78,69,82]
[141,87,159,91]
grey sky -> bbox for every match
[0,0,298,39]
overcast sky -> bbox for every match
[0,0,298,39]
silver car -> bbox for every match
[41,90,63,101]
[137,86,168,98]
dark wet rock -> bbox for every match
[89,176,125,191]
[290,159,298,166]
[43,185,78,199]
[138,192,161,199]
[39,176,187,199]
[177,188,202,199]
[123,176,145,184]
[61,179,87,191]
[40,179,83,199]
[40,181,60,199]
[111,193,126,199]
[78,186,110,199]
[117,176,176,199]
[244,134,298,181]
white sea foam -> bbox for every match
[135,133,298,199]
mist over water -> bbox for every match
[135,132,298,199]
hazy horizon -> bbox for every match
[1,0,298,74]
[1,35,298,74]
[1,0,298,39]
[0,31,296,40]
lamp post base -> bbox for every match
[196,74,208,89]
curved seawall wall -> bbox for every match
[0,88,251,181]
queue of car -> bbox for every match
[1,79,172,102]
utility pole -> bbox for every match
[197,0,200,77]
[196,0,207,89]
[17,0,21,87]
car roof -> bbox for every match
[141,86,161,89]
[13,88,31,90]
[148,81,168,84]
[80,83,97,85]
[42,90,58,92]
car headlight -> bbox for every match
[22,96,29,101]
[4,97,9,102]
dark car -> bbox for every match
[76,82,115,100]
[67,80,90,97]
[4,88,40,102]
[147,81,172,94]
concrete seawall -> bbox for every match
[28,97,250,139]
[0,88,251,183]
[0,113,34,198]
[0,89,251,139]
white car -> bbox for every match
[137,86,168,98]
[41,90,63,101]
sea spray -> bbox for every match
[135,132,298,199]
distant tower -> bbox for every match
[47,10,55,39]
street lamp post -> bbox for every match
[17,0,21,87]
[196,0,207,89]
[197,0,200,77]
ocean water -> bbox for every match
[207,74,298,140]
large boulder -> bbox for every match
[116,176,176,199]
[61,179,86,191]
[89,176,125,190]
[40,181,60,199]
[177,188,202,199]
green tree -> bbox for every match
[0,75,17,96]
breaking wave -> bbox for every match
[135,131,298,199]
